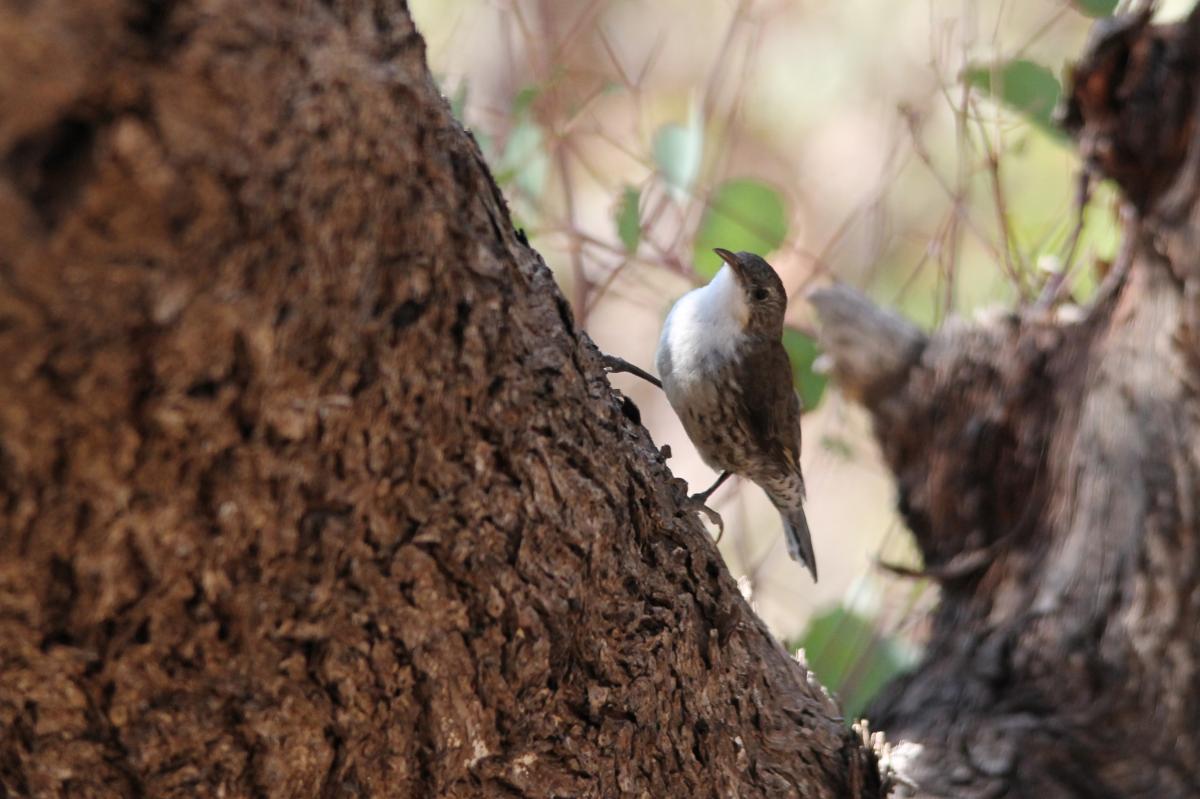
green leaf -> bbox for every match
[497,120,548,200]
[512,85,540,116]
[652,114,704,199]
[474,131,495,163]
[450,81,469,123]
[965,59,1063,136]
[693,178,789,278]
[792,606,915,719]
[615,186,641,253]
[819,433,855,460]
[782,328,827,410]
[1072,0,1118,16]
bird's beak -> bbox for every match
[714,248,744,280]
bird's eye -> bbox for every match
[753,288,769,302]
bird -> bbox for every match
[654,248,817,580]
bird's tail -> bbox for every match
[781,506,818,581]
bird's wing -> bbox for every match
[736,339,803,468]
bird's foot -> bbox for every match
[681,471,731,542]
[600,353,662,389]
[692,471,731,504]
[683,492,725,542]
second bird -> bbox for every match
[655,248,817,580]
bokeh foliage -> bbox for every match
[419,0,1133,720]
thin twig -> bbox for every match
[1035,170,1093,310]
[901,105,1004,264]
[973,107,1030,297]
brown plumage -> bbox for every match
[655,248,816,579]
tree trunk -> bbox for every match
[811,10,1200,798]
[0,2,886,796]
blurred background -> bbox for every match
[409,0,1187,717]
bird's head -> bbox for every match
[713,248,788,334]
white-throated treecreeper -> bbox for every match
[655,248,817,580]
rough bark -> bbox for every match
[0,1,887,796]
[811,10,1200,798]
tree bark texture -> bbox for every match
[0,2,887,796]
[811,10,1200,798]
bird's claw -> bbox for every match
[599,353,663,389]
[684,492,725,542]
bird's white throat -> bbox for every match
[658,265,749,371]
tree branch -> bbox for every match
[807,285,926,407]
